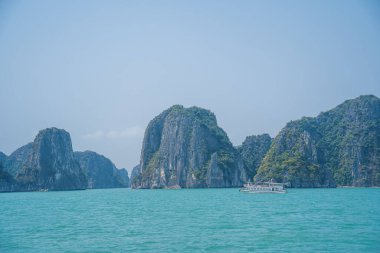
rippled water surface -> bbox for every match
[1,188,379,252]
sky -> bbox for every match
[0,0,380,173]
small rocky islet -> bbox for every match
[1,95,379,192]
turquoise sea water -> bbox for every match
[1,188,379,253]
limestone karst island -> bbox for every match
[1,95,379,192]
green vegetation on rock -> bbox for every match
[135,105,246,188]
[238,134,272,181]
[256,95,380,187]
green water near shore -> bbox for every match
[1,188,379,252]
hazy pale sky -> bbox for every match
[1,0,379,172]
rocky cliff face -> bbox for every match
[130,164,141,189]
[116,168,130,188]
[0,161,19,192]
[0,152,7,177]
[0,152,6,163]
[74,151,129,189]
[16,128,87,191]
[3,143,33,176]
[133,105,246,189]
[255,95,380,187]
[238,134,272,181]
[0,147,27,192]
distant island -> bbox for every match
[0,128,129,192]
[1,95,379,192]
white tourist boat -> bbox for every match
[239,180,287,194]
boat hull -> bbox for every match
[245,190,286,194]
[239,189,287,194]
